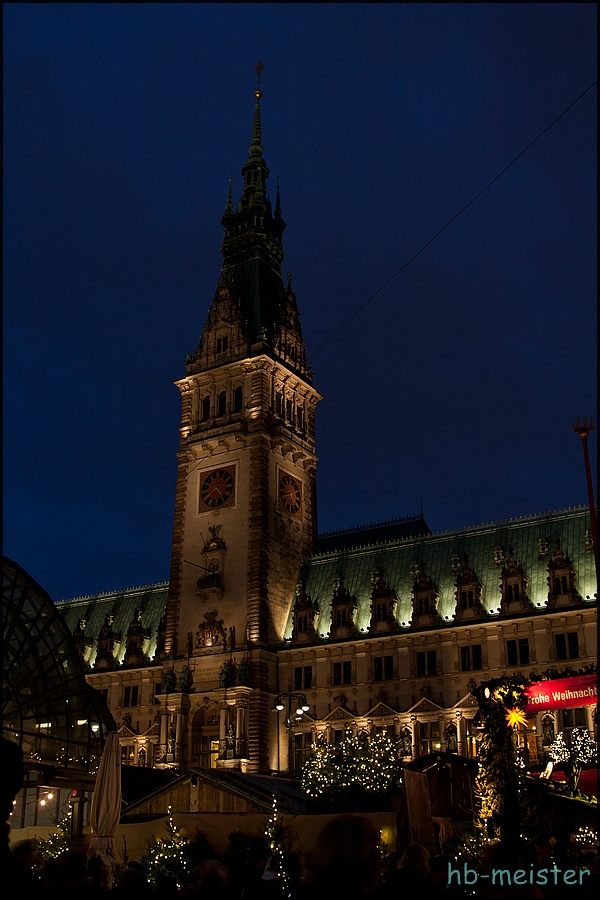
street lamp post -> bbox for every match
[572,417,598,578]
[271,692,310,778]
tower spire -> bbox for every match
[248,61,264,159]
[225,168,234,213]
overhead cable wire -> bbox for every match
[55,78,597,598]
[308,79,597,359]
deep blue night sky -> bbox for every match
[4,3,597,601]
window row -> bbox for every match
[200,386,243,421]
[274,390,305,430]
[291,632,580,687]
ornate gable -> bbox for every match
[368,571,398,635]
[322,704,356,723]
[408,696,443,714]
[499,547,533,615]
[410,563,442,627]
[329,575,358,640]
[452,693,479,710]
[546,538,582,609]
[453,556,485,622]
[290,582,320,644]
[365,701,398,718]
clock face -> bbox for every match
[199,466,235,511]
[279,471,302,518]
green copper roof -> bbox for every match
[57,582,169,665]
[286,506,596,640]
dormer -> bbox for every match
[123,609,151,668]
[291,582,319,644]
[195,524,226,604]
[453,556,485,621]
[93,614,121,670]
[546,538,582,609]
[368,571,398,635]
[72,618,93,667]
[329,575,358,640]
[410,564,442,627]
[499,548,532,614]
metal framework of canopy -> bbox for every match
[2,556,114,782]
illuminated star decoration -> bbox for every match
[505,707,528,729]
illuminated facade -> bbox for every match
[56,90,597,779]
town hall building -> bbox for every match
[57,84,597,781]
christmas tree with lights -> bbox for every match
[548,727,596,794]
[142,806,190,887]
[301,731,403,807]
[471,676,526,843]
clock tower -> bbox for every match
[161,75,321,772]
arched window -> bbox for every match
[554,577,561,594]
[508,585,513,602]
[201,396,210,421]
[216,335,228,354]
[513,583,520,601]
[376,603,387,621]
[217,391,227,417]
[461,591,467,608]
[234,386,243,412]
[561,575,568,594]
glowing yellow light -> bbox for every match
[505,708,528,728]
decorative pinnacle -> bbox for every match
[225,168,234,213]
[275,175,282,215]
[254,60,264,99]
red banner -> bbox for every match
[522,674,597,712]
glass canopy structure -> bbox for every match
[3,556,114,778]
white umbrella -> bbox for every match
[88,731,122,889]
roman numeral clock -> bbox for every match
[199,466,236,512]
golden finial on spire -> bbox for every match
[254,61,264,99]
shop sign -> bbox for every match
[522,674,597,712]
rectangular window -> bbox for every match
[556,632,579,660]
[507,638,529,666]
[275,391,282,415]
[131,685,139,706]
[427,649,437,676]
[567,632,579,658]
[374,656,393,680]
[418,721,440,755]
[343,661,352,684]
[416,651,426,677]
[555,633,567,660]
[304,666,313,690]
[461,644,483,672]
[123,686,131,707]
[333,662,342,686]
[101,689,109,702]
[285,398,293,421]
[333,729,344,744]
[294,667,303,690]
